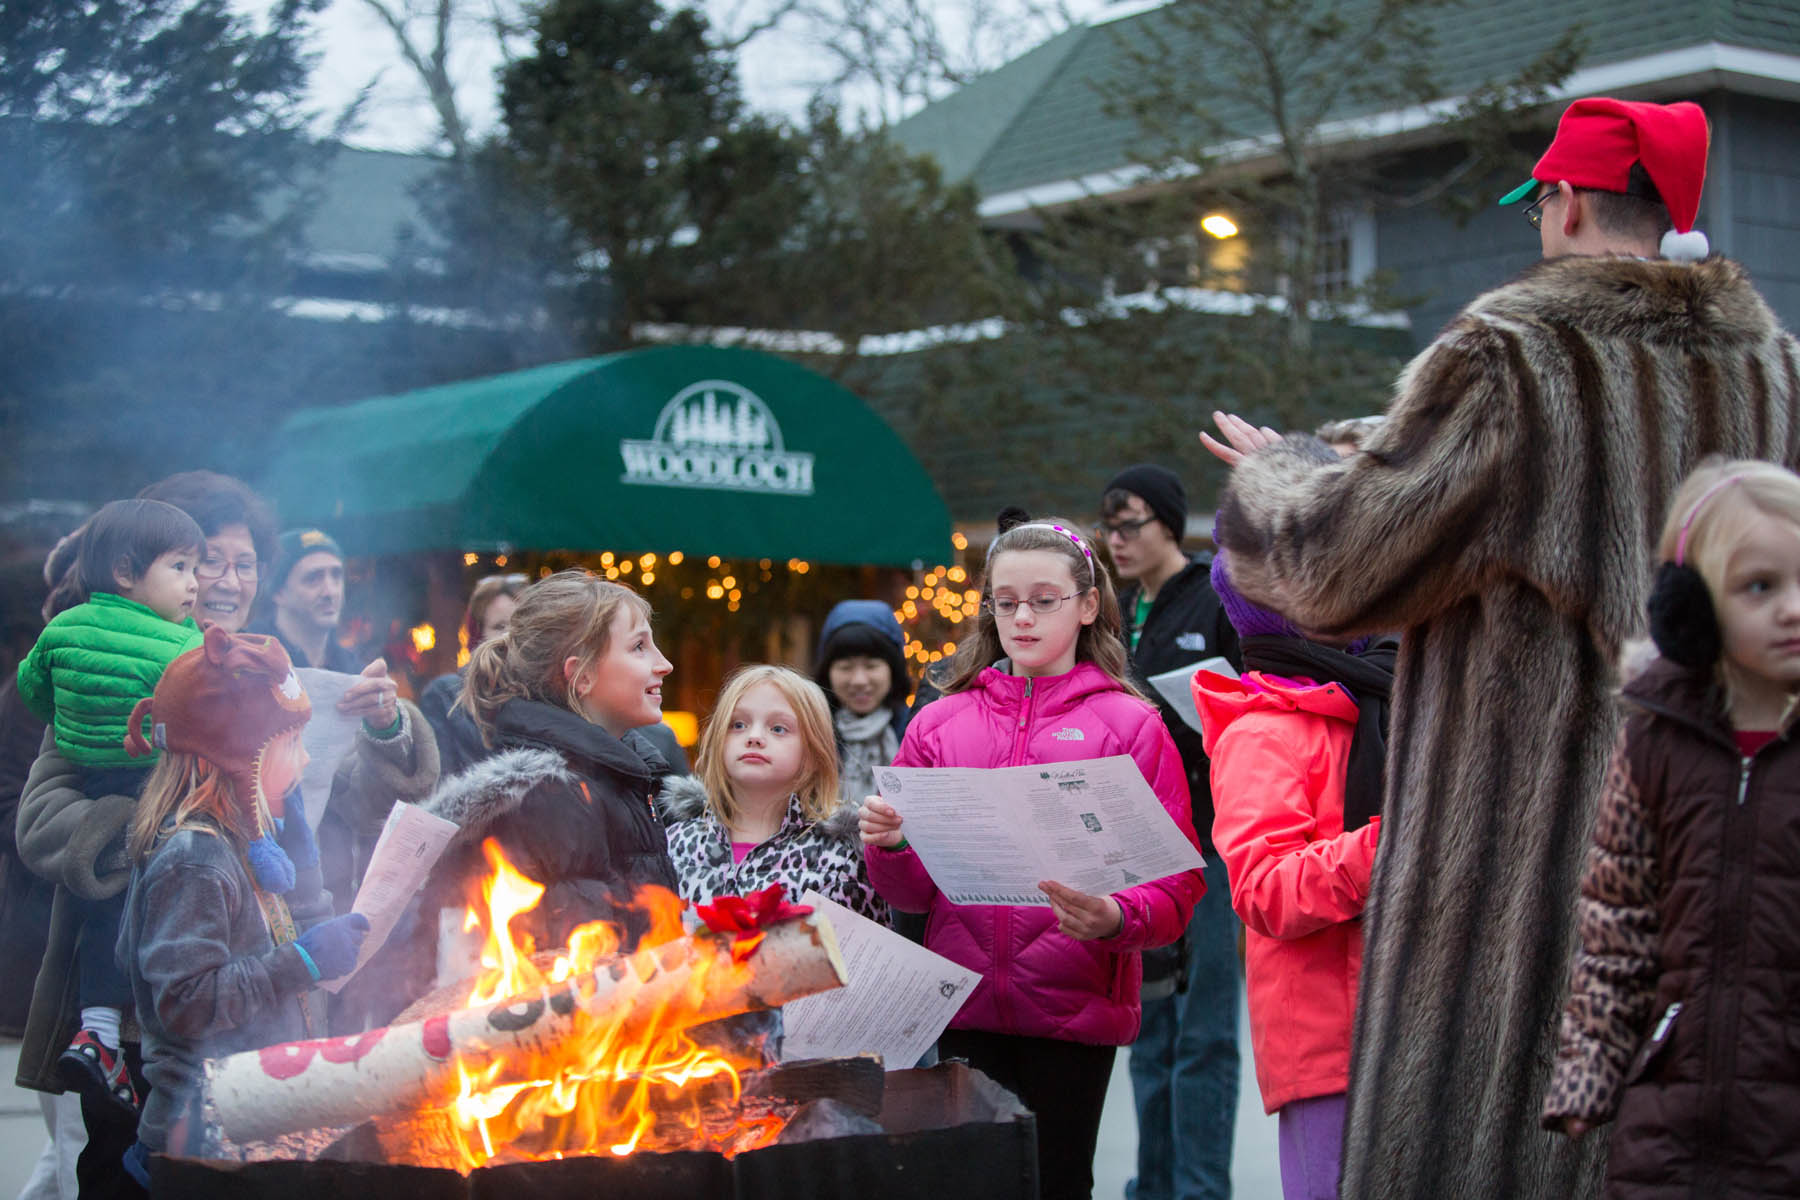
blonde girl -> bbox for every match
[117,628,369,1172]
[660,665,887,923]
[1544,459,1800,1196]
[401,571,680,1006]
[858,514,1206,1200]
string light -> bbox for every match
[668,551,685,565]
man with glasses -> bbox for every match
[1201,98,1800,1199]
[1098,464,1240,1200]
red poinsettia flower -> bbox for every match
[694,883,815,962]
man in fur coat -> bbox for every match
[1202,97,1800,1198]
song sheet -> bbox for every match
[293,668,364,835]
[780,893,979,1068]
[876,755,1204,906]
[318,801,459,993]
[1148,656,1238,735]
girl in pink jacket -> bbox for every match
[859,514,1204,1200]
[1195,550,1395,1200]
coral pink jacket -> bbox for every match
[865,662,1203,1045]
[1195,668,1380,1113]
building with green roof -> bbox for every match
[891,0,1800,342]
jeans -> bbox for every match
[1127,853,1241,1200]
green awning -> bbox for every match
[263,346,950,565]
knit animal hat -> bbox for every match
[125,624,311,825]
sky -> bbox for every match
[244,0,1151,154]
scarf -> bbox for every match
[835,706,899,809]
[1239,635,1398,831]
[240,845,319,1038]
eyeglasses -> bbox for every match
[985,590,1087,618]
[196,555,259,582]
[1093,516,1155,542]
[1523,192,1551,230]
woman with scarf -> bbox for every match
[812,601,911,809]
[1192,549,1396,1200]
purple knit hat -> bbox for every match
[1210,548,1301,640]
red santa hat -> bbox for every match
[1499,98,1711,260]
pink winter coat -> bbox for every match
[1195,669,1380,1114]
[865,662,1204,1046]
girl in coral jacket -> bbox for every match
[1194,550,1395,1200]
[859,514,1204,1200]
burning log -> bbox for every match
[203,912,847,1148]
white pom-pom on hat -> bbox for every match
[1661,228,1709,261]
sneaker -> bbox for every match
[58,1030,139,1112]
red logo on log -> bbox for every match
[422,1014,451,1061]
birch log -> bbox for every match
[204,915,846,1145]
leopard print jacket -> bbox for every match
[1541,727,1663,1127]
[658,775,890,928]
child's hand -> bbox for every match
[858,797,905,848]
[295,913,372,982]
[246,835,297,894]
[1038,880,1124,940]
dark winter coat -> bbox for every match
[419,669,487,779]
[117,817,323,1152]
[1215,254,1800,1199]
[406,699,679,1006]
[13,702,435,1090]
[659,774,888,926]
[1118,554,1241,852]
[0,680,52,1037]
[1543,659,1800,1198]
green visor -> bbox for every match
[1497,178,1539,205]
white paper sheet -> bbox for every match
[875,755,1205,906]
[780,893,979,1068]
[317,801,460,993]
[1148,656,1238,735]
[293,668,365,835]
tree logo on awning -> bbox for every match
[619,379,816,495]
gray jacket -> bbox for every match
[117,820,318,1152]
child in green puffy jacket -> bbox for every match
[14,498,206,1111]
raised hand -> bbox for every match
[1199,410,1283,467]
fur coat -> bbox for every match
[1214,254,1800,1199]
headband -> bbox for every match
[1674,474,1744,565]
[1032,522,1094,563]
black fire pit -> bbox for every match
[152,1061,1037,1200]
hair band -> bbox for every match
[1015,522,1094,563]
[1674,474,1744,565]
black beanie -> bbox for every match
[1104,464,1187,540]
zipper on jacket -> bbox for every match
[1009,677,1036,765]
[1735,756,1752,805]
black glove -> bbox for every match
[295,913,371,982]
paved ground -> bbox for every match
[0,994,1282,1199]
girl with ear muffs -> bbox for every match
[1543,458,1800,1197]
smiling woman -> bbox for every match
[389,570,685,1016]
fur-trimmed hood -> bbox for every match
[655,773,861,842]
[422,746,571,846]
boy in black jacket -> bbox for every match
[1099,464,1241,1200]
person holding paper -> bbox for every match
[399,571,682,1004]
[116,627,372,1184]
[660,665,887,924]
[1098,464,1242,1200]
[1195,550,1394,1200]
[859,513,1205,1200]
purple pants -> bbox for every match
[1277,1092,1347,1200]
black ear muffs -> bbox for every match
[1647,561,1721,669]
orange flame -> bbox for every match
[443,840,778,1170]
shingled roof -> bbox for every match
[893,0,1800,213]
